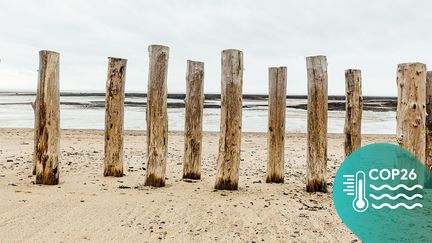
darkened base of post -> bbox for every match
[306,180,327,193]
[145,174,165,187]
[345,133,352,157]
[35,173,59,185]
[266,175,284,183]
[214,179,238,190]
[104,168,123,177]
[183,172,201,180]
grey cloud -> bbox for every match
[0,0,431,95]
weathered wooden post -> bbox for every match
[396,63,426,163]
[32,101,36,175]
[344,69,363,157]
[104,57,127,177]
[427,71,432,171]
[183,60,205,179]
[306,55,328,193]
[34,50,60,185]
[145,45,169,187]
[266,66,287,183]
[214,49,243,190]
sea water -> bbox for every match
[0,93,396,134]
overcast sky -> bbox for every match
[0,0,431,95]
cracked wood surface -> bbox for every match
[34,50,60,185]
[183,60,204,180]
[426,71,432,171]
[145,45,169,187]
[215,49,243,190]
[104,57,127,177]
[306,56,328,192]
[266,67,287,183]
[344,69,362,157]
[396,63,426,163]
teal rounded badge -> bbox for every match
[333,143,432,242]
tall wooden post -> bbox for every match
[214,49,243,190]
[32,101,37,175]
[104,57,127,177]
[306,55,328,193]
[34,50,60,185]
[426,71,432,171]
[344,69,363,157]
[145,45,169,187]
[183,60,205,180]
[396,63,426,163]
[266,66,287,183]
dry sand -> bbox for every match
[0,128,394,242]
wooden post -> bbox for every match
[266,66,287,183]
[183,60,205,180]
[34,50,60,185]
[145,45,169,187]
[396,63,427,163]
[427,71,432,171]
[344,69,363,157]
[306,55,328,193]
[31,101,36,175]
[214,49,243,190]
[104,57,127,177]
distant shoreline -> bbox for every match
[0,91,397,112]
[0,90,397,99]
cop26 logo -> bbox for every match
[333,143,432,242]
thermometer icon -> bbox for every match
[352,171,368,212]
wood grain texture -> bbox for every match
[306,55,328,193]
[427,71,432,171]
[104,57,127,177]
[183,60,205,180]
[31,101,36,175]
[396,63,426,163]
[34,50,60,185]
[145,45,169,187]
[266,67,287,183]
[214,49,243,190]
[344,69,362,157]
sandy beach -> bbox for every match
[0,128,395,242]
